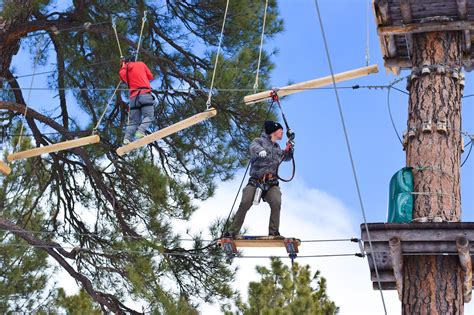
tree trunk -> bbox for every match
[403,27,464,314]
[0,0,33,78]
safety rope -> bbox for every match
[112,17,124,58]
[135,11,147,61]
[206,0,230,110]
[313,1,387,313]
[93,81,122,132]
[16,36,45,151]
[270,91,296,182]
[253,0,269,93]
[365,0,370,66]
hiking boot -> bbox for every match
[135,131,145,139]
[223,231,235,239]
[269,232,284,240]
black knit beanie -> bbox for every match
[264,120,283,135]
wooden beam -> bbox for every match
[400,0,413,58]
[370,270,396,282]
[464,30,471,54]
[116,108,217,156]
[243,64,379,104]
[7,135,100,161]
[0,161,11,175]
[384,57,414,68]
[389,237,403,301]
[456,237,472,303]
[456,0,468,20]
[376,0,391,26]
[378,20,473,36]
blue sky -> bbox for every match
[6,0,474,313]
[270,0,473,220]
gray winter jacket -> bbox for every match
[249,133,293,179]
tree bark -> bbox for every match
[403,27,464,314]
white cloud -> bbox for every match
[183,176,402,314]
[54,174,474,314]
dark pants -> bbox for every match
[125,93,155,141]
[229,184,282,235]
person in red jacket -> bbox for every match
[119,57,155,145]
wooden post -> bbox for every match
[456,237,472,303]
[116,108,217,156]
[0,160,11,175]
[403,17,464,314]
[389,237,403,301]
[243,64,378,104]
[7,135,100,161]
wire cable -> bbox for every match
[461,139,473,167]
[112,17,124,58]
[387,84,403,145]
[0,241,362,259]
[313,1,387,313]
[93,80,122,132]
[135,11,148,61]
[253,0,269,93]
[365,0,370,66]
[206,0,230,109]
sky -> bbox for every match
[5,0,474,314]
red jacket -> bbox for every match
[119,61,153,98]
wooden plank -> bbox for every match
[464,30,471,53]
[243,64,379,104]
[371,270,395,282]
[377,0,391,26]
[116,108,217,156]
[389,237,403,301]
[456,0,468,19]
[400,0,412,23]
[378,20,474,36]
[374,282,397,290]
[362,229,474,242]
[457,237,472,303]
[400,0,413,58]
[0,161,11,175]
[365,240,465,254]
[7,135,100,161]
[384,57,415,68]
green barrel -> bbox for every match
[387,167,413,223]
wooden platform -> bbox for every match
[217,236,301,261]
[361,222,474,301]
[373,0,474,73]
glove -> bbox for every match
[258,150,267,158]
[285,140,295,152]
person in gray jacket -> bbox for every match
[225,120,294,239]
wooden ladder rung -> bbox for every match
[7,135,100,161]
[116,108,217,156]
[243,64,379,104]
[0,161,11,175]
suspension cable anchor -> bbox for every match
[270,88,280,102]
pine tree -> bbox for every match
[225,258,339,315]
[0,0,283,312]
